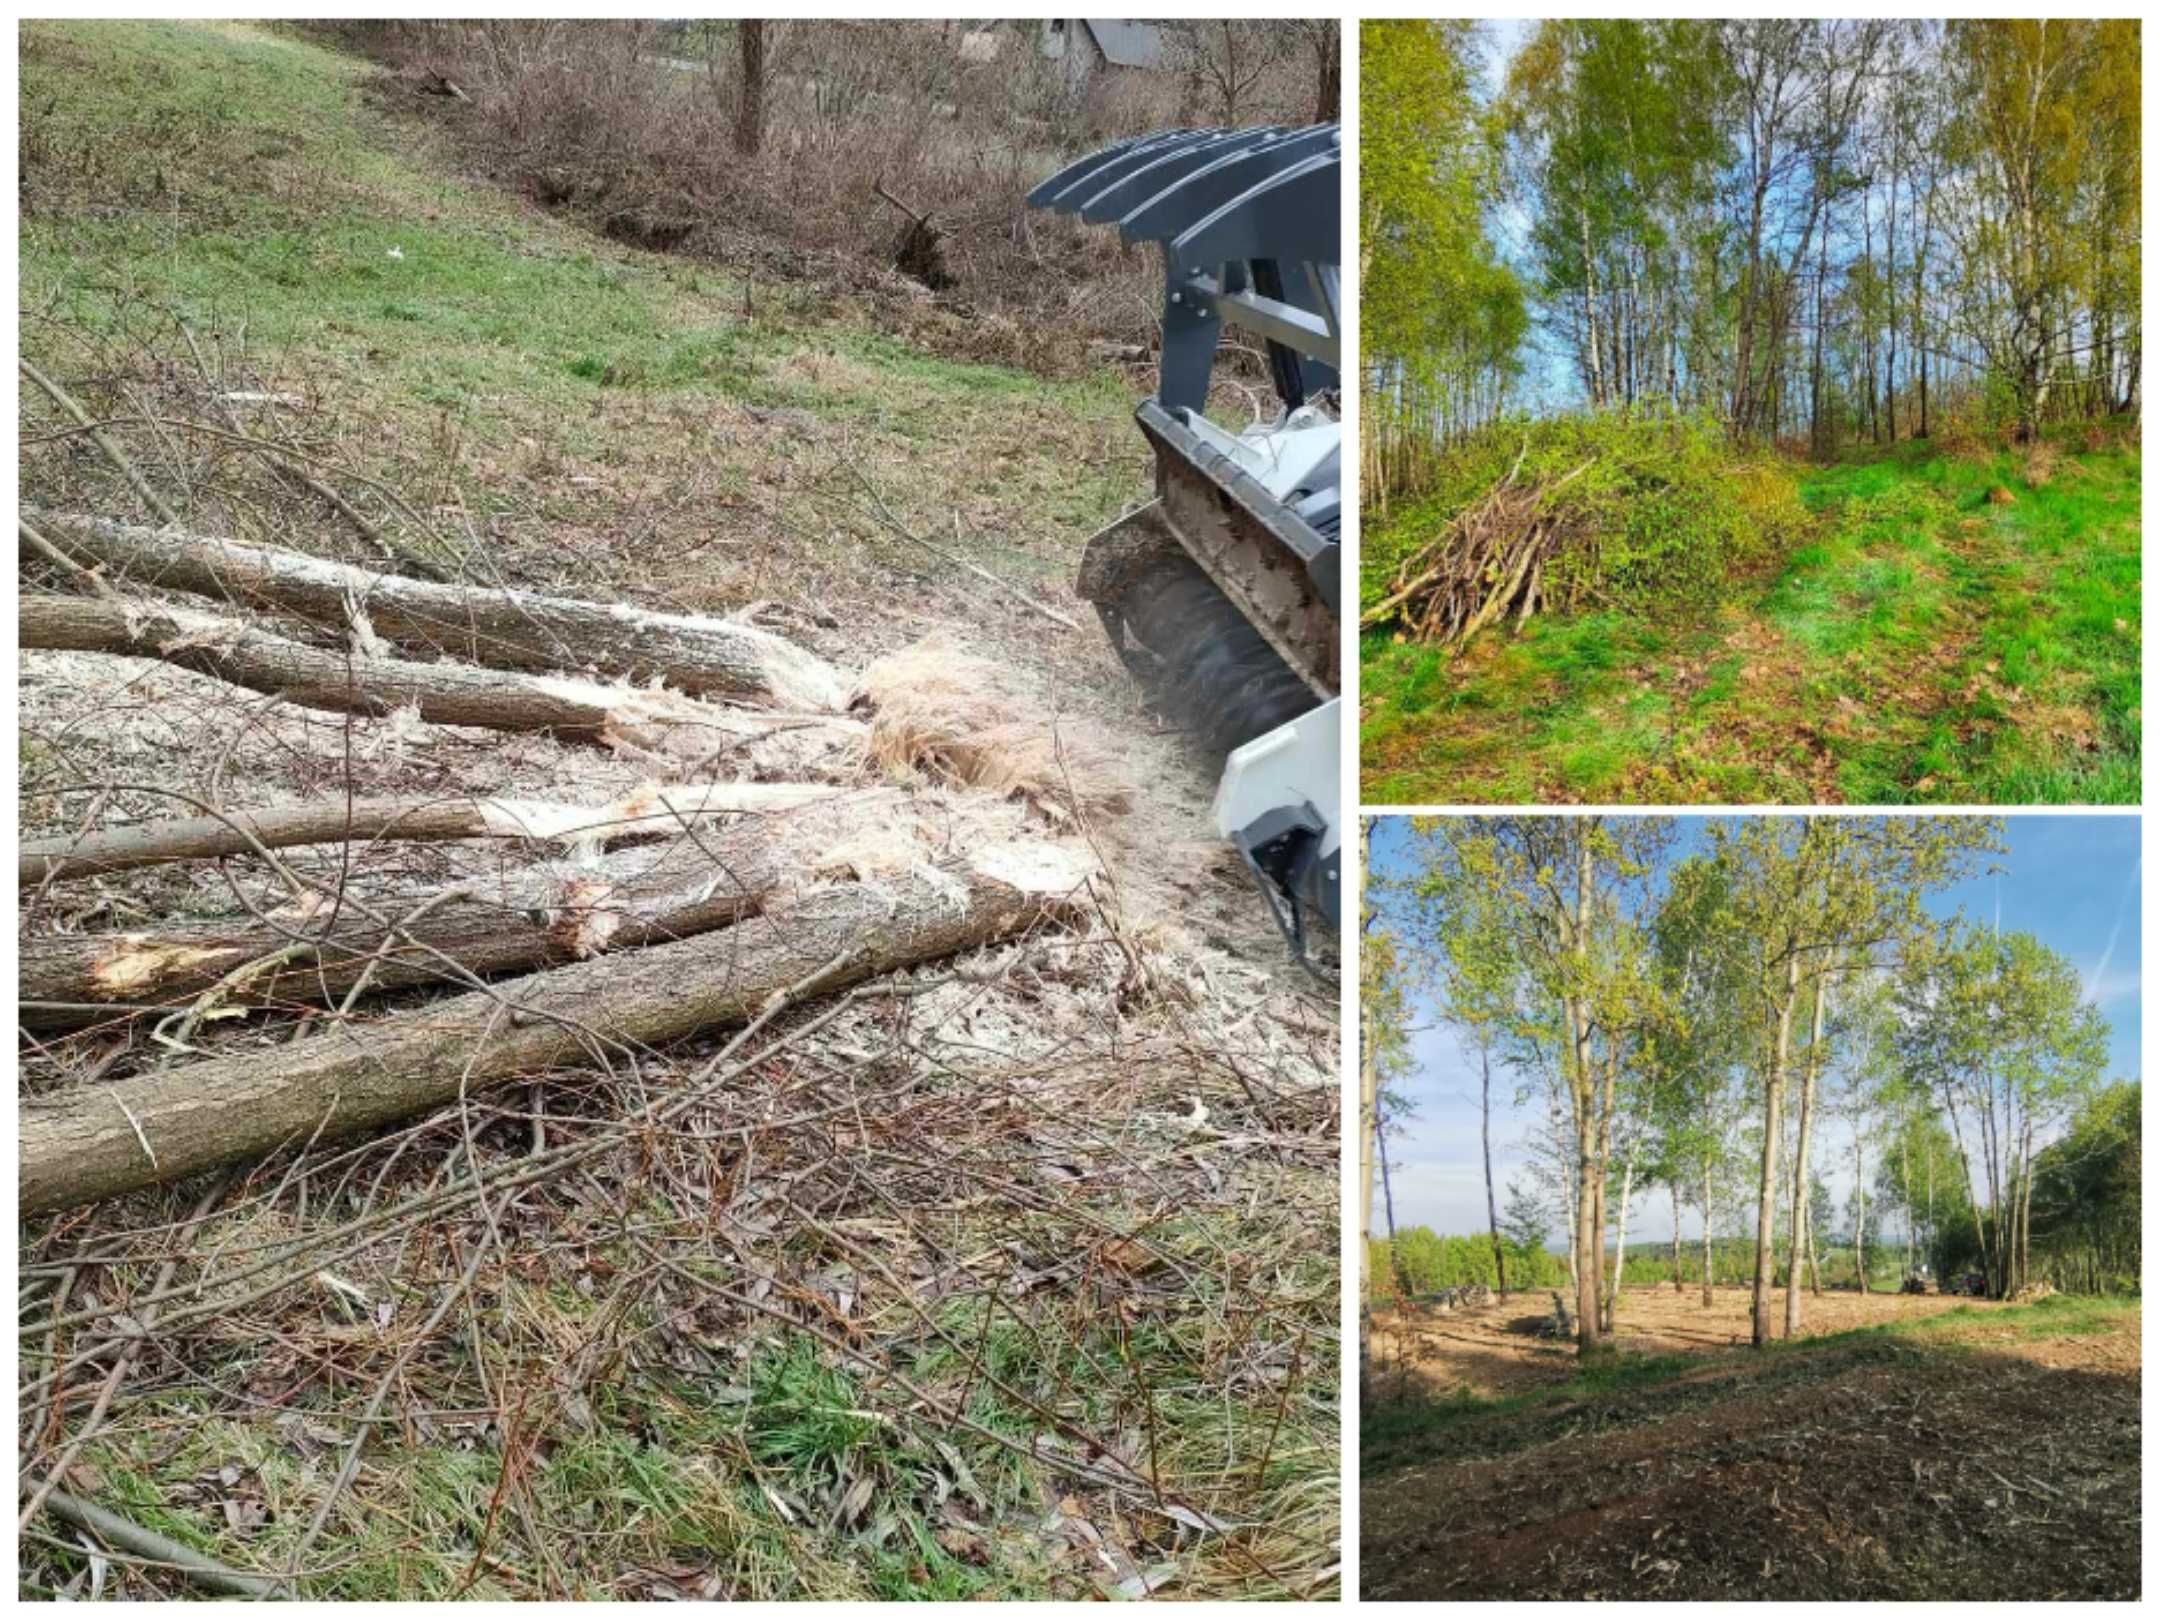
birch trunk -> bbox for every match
[1784,970,1827,1336]
[21,783,840,887]
[21,794,896,1024]
[1752,952,1799,1346]
[1701,1162,1716,1307]
[21,595,864,763]
[1606,1148,1635,1333]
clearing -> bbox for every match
[1362,1287,2141,1600]
[1360,438,2140,806]
[18,21,1337,1601]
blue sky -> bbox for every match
[1367,816,2141,1242]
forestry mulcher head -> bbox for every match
[1029,124,1341,971]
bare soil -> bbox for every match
[1363,1288,2141,1601]
[1368,1283,2027,1399]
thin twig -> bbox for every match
[19,356,181,526]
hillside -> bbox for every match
[17,22,1338,1601]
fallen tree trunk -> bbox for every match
[21,781,844,886]
[20,792,903,1024]
[21,844,1091,1213]
[24,510,851,711]
[20,595,866,765]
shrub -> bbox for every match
[1361,412,1807,623]
[317,21,1333,369]
[1368,1229,1571,1299]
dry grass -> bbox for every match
[329,19,1332,370]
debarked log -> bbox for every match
[21,781,844,886]
[20,594,867,763]
[20,792,903,1024]
[20,842,1096,1214]
[24,510,851,711]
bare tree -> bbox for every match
[1289,19,1341,122]
[1165,21,1292,125]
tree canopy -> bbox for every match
[1361,17,2141,492]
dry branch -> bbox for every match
[23,510,851,710]
[20,792,912,1023]
[21,782,843,886]
[17,363,180,528]
[1359,459,1592,645]
[21,594,866,765]
[20,844,1094,1213]
[36,1487,279,1600]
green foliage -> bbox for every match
[1362,19,2139,474]
[1503,21,1729,415]
[2029,1081,2141,1293]
[1369,1228,1571,1298]
[1364,413,1807,622]
[1499,1180,1552,1258]
[1945,20,2142,437]
[1361,21,1527,480]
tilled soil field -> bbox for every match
[1363,1290,2140,1601]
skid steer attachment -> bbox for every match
[1031,124,1341,969]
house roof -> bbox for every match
[1083,19,1164,70]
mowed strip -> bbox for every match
[1362,1294,2139,1601]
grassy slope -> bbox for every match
[1361,435,2140,805]
[20,20,1144,612]
[19,23,1335,1600]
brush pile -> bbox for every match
[1359,453,1591,645]
[1359,414,1812,647]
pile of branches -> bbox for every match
[16,384,1319,1591]
[1360,454,1593,645]
[16,487,1126,1193]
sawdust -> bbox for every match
[89,936,248,995]
[854,630,1133,824]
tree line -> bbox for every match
[1366,817,2129,1353]
[1362,20,2140,496]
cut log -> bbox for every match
[20,594,867,765]
[21,782,844,886]
[23,510,851,711]
[20,792,904,1024]
[20,844,1094,1214]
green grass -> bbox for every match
[1861,1289,2140,1344]
[19,20,1146,599]
[1361,427,2140,805]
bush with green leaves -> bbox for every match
[1362,411,1810,623]
[1368,1228,1570,1298]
